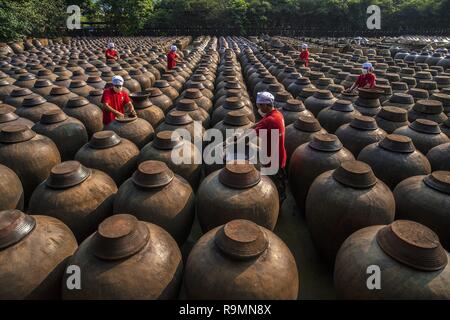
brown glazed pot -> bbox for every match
[146,87,173,114]
[64,97,104,138]
[375,106,410,134]
[15,95,61,123]
[105,116,154,149]
[280,99,313,126]
[211,96,255,127]
[31,79,55,97]
[0,104,34,130]
[156,110,204,144]
[175,98,210,128]
[68,80,95,98]
[0,81,19,101]
[182,219,299,299]
[113,161,195,245]
[154,80,179,100]
[427,142,450,171]
[130,92,164,128]
[0,125,61,204]
[334,220,450,299]
[0,164,23,211]
[393,119,450,155]
[62,214,183,299]
[138,131,202,189]
[196,162,279,233]
[394,172,450,250]
[358,134,431,190]
[408,99,448,124]
[289,133,355,213]
[46,86,78,108]
[306,160,395,264]
[317,99,361,133]
[304,90,337,117]
[4,88,34,108]
[32,110,88,161]
[28,161,117,242]
[213,110,254,137]
[86,89,103,107]
[353,88,384,116]
[0,210,77,299]
[335,115,387,157]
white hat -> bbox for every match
[362,62,373,69]
[302,43,308,49]
[171,45,177,52]
[112,75,124,86]
[256,91,274,105]
[108,42,115,49]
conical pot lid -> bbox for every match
[423,171,450,195]
[379,134,415,153]
[184,88,202,100]
[293,115,322,132]
[332,160,377,188]
[378,106,408,122]
[0,125,36,143]
[89,130,121,149]
[176,99,197,111]
[219,162,261,189]
[46,161,91,189]
[40,110,68,124]
[223,110,251,126]
[409,119,441,134]
[331,99,354,112]
[132,160,174,188]
[413,100,444,115]
[283,99,305,112]
[350,115,378,130]
[152,130,183,150]
[0,105,19,123]
[165,110,193,125]
[308,133,343,152]
[0,210,36,249]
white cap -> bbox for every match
[112,75,124,86]
[108,42,115,49]
[171,45,177,52]
[362,62,373,69]
[302,43,308,49]
[256,91,274,105]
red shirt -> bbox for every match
[105,49,118,60]
[356,73,376,88]
[300,50,309,67]
[167,51,177,70]
[254,109,287,169]
[101,87,131,125]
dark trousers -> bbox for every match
[268,168,287,203]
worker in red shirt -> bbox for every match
[101,75,136,125]
[105,42,118,60]
[347,62,376,92]
[167,45,180,70]
[299,43,310,67]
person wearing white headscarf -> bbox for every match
[346,62,376,92]
[299,43,310,67]
[106,42,118,60]
[167,45,181,70]
[101,75,136,124]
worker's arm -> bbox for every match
[124,101,136,116]
[102,102,124,118]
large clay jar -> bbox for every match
[62,214,183,299]
[211,97,254,126]
[317,99,361,133]
[32,79,55,97]
[0,164,23,210]
[408,99,448,124]
[28,161,117,242]
[15,95,60,123]
[46,86,78,108]
[182,88,213,114]
[175,98,210,128]
[354,88,383,117]
[197,162,279,233]
[289,133,354,213]
[394,119,450,155]
[4,88,34,108]
[138,131,202,189]
[147,87,173,114]
[0,210,77,299]
[64,97,103,138]
[306,160,395,264]
[130,92,164,128]
[156,110,203,144]
[69,80,95,98]
[336,115,387,157]
[105,116,154,150]
[375,106,409,134]
[213,110,254,137]
[358,134,431,190]
[86,89,103,107]
[0,125,61,204]
[182,219,299,299]
[0,104,34,130]
[0,80,19,101]
[280,99,313,126]
[113,161,194,245]
[75,131,139,186]
[427,142,450,171]
[334,220,450,299]
[304,90,337,117]
[32,110,88,161]
[394,171,450,250]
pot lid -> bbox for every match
[46,161,91,189]
[309,133,342,151]
[378,106,408,122]
[152,130,183,150]
[132,160,174,188]
[154,80,170,88]
[187,82,205,90]
[40,110,68,124]
[66,97,89,108]
[423,171,450,195]
[34,79,52,88]
[0,125,36,143]
[350,115,378,130]
[89,130,121,149]
[92,214,150,261]
[358,87,384,99]
[275,91,290,102]
[224,81,241,90]
[50,86,70,96]
[332,160,377,188]
[219,162,261,189]
[283,99,305,112]
[223,97,243,110]
[379,134,415,153]
[376,220,448,271]
[165,110,193,125]
[176,99,197,111]
[409,119,441,134]
[17,74,36,82]
[69,80,87,88]
[223,110,251,126]
[214,219,269,260]
[225,89,241,97]
[413,100,444,115]
[0,105,19,123]
[390,93,414,104]
[293,115,322,132]
[0,210,36,249]
[11,88,32,97]
[331,99,354,112]
[115,116,138,123]
[313,89,334,99]
[87,76,103,83]
[184,88,202,99]
[22,95,47,107]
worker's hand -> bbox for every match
[114,111,124,118]
[128,109,137,117]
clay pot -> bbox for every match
[46,86,78,108]
[0,81,19,101]
[430,92,450,114]
[113,161,194,245]
[32,110,88,161]
[317,100,361,133]
[382,93,415,110]
[0,125,61,204]
[154,80,179,100]
[280,99,313,126]
[138,131,202,189]
[31,79,55,97]
[14,95,60,123]
[408,99,448,124]
[358,134,431,190]
[182,219,298,299]
[394,119,450,154]
[0,164,23,211]
[375,106,410,134]
[354,88,384,116]
[427,142,450,171]
[182,88,213,114]
[0,210,77,299]
[68,80,95,98]
[156,110,203,143]
[289,133,354,213]
[0,104,34,130]
[175,98,210,128]
[197,162,279,233]
[394,171,450,250]
[64,97,104,138]
[86,89,103,107]
[105,116,154,149]
[28,161,117,242]
[62,214,182,299]
[211,97,254,127]
[86,76,106,90]
[334,220,450,299]
[146,87,173,114]
[129,69,153,90]
[4,88,34,108]
[14,73,37,89]
[304,90,337,116]
[306,160,395,264]
[213,110,254,137]
[130,92,164,128]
